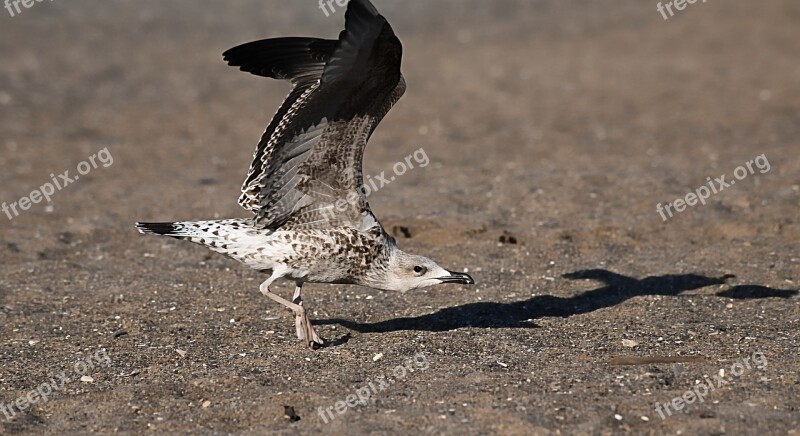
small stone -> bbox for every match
[373,353,384,362]
[392,226,412,238]
[202,400,211,408]
[499,231,519,245]
[284,405,301,422]
[614,414,623,421]
[621,339,638,348]
[80,375,94,383]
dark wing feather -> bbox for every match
[225,0,404,230]
[224,38,337,212]
[223,37,337,82]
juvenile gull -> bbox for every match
[135,0,474,348]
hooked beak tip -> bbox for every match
[440,270,475,285]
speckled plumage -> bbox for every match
[137,218,393,287]
[136,0,474,348]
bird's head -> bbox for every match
[375,249,475,292]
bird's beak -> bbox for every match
[438,270,475,285]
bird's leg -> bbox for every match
[292,283,323,347]
[258,278,323,348]
[292,284,304,340]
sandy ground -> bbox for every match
[1,0,799,434]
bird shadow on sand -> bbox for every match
[317,269,798,334]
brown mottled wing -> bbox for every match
[224,0,404,230]
[223,37,337,213]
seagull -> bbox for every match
[135,0,474,348]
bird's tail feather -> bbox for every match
[135,219,267,261]
[135,222,182,237]
[135,219,253,242]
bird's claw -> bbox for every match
[295,310,324,349]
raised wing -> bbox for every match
[223,0,404,231]
[223,37,336,213]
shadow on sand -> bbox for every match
[317,269,798,334]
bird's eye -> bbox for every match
[413,266,426,275]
